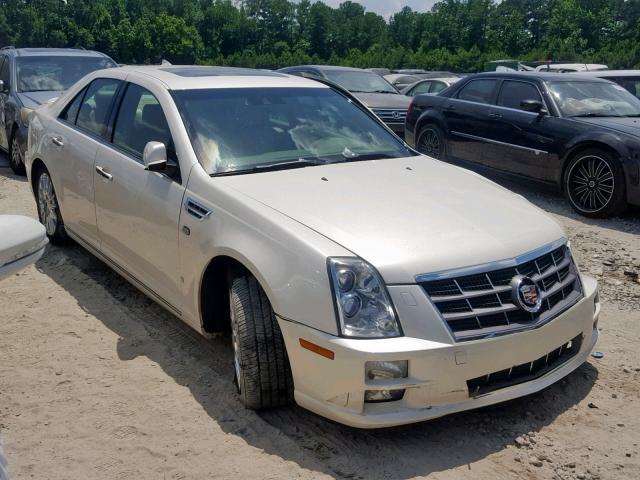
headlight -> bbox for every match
[328,257,401,338]
[20,107,34,126]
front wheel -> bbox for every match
[416,124,446,160]
[35,168,69,244]
[9,132,26,176]
[564,149,626,218]
[229,274,293,410]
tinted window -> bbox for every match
[457,79,497,104]
[610,77,640,99]
[497,81,542,110]
[0,57,9,91]
[113,84,173,162]
[172,87,412,175]
[60,87,86,123]
[323,70,398,94]
[412,82,431,95]
[430,81,447,93]
[76,78,120,136]
[16,56,116,92]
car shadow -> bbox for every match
[0,152,28,183]
[36,244,598,480]
[455,163,640,235]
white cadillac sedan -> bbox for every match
[26,66,599,428]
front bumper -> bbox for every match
[278,275,599,428]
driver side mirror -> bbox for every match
[143,141,168,172]
[520,99,547,115]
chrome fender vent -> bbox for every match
[185,198,212,220]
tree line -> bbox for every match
[1,0,640,72]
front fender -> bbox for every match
[180,166,353,336]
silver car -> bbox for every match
[26,66,599,428]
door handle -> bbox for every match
[51,136,64,147]
[95,165,113,181]
[488,112,502,119]
[445,104,456,111]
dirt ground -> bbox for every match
[0,152,639,480]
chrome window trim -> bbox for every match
[450,130,549,156]
[415,237,567,283]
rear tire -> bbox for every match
[35,167,69,245]
[416,124,446,160]
[229,274,294,410]
[563,148,626,218]
[9,131,26,176]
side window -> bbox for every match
[112,83,174,162]
[614,77,640,99]
[0,56,9,92]
[76,78,121,137]
[497,81,543,110]
[412,82,431,95]
[429,81,447,94]
[60,87,87,124]
[457,79,497,104]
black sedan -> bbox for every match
[405,72,640,218]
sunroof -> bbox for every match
[160,67,284,78]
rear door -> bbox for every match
[486,79,556,180]
[44,78,122,248]
[444,78,499,165]
[93,82,185,312]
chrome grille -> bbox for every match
[372,109,407,123]
[419,244,583,341]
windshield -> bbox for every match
[172,87,413,175]
[323,70,398,94]
[16,56,116,92]
[548,81,640,117]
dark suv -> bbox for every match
[0,47,117,174]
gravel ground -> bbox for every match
[0,152,639,480]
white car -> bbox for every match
[26,66,599,428]
[0,215,47,281]
[535,63,608,73]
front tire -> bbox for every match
[229,274,293,410]
[9,131,26,176]
[416,124,446,160]
[35,168,69,244]
[564,148,626,218]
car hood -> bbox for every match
[352,92,412,110]
[16,91,62,108]
[220,156,565,284]
[574,116,640,136]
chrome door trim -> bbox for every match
[414,237,567,283]
[450,130,549,156]
[65,226,182,317]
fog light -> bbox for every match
[365,389,405,403]
[365,360,408,381]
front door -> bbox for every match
[486,80,556,181]
[0,55,10,150]
[93,83,185,313]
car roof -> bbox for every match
[577,70,640,77]
[469,71,611,82]
[3,47,110,58]
[106,65,330,90]
[282,65,367,73]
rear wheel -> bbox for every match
[9,132,26,175]
[416,124,446,160]
[35,168,69,244]
[229,274,293,410]
[564,148,626,218]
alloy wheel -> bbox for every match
[567,155,615,213]
[37,172,59,236]
[230,304,243,393]
[418,128,441,158]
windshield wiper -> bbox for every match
[569,112,624,118]
[210,158,328,176]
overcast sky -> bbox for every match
[319,0,438,18]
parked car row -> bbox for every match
[19,59,602,429]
